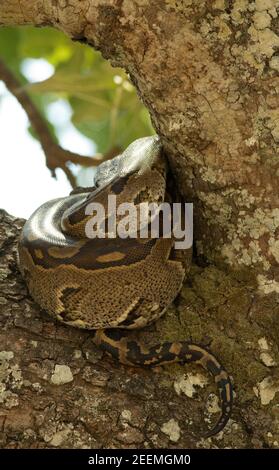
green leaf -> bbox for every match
[0,25,154,158]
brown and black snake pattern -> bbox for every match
[18,136,233,437]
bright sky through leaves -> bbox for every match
[0,60,94,218]
[0,26,153,218]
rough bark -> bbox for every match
[0,0,279,449]
[1,209,279,449]
[0,0,279,290]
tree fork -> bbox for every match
[0,1,278,289]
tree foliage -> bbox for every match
[0,26,153,156]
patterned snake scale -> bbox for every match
[18,136,233,437]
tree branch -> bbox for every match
[0,59,100,187]
[1,0,278,273]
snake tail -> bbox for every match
[93,329,233,438]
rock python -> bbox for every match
[18,136,233,437]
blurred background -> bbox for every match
[0,26,154,218]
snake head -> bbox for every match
[94,135,164,188]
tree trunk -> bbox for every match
[0,0,279,449]
[1,209,279,449]
[1,0,279,286]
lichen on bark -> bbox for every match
[0,209,279,448]
[2,0,278,290]
[0,0,279,449]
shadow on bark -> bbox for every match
[0,209,278,449]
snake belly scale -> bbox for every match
[18,136,233,437]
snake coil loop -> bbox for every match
[18,136,233,437]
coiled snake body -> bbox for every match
[18,136,233,437]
